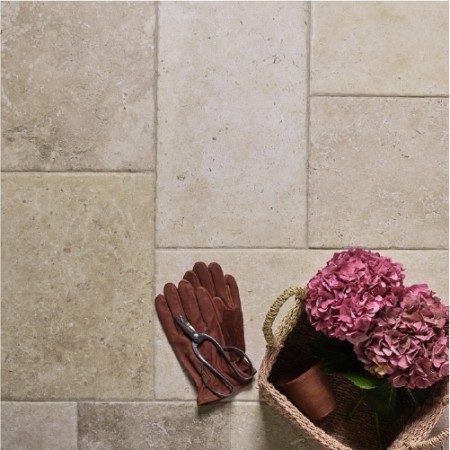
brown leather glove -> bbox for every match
[184,262,255,380]
[155,279,251,405]
[184,262,247,351]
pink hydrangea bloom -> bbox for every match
[355,285,449,389]
[305,248,404,344]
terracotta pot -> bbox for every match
[278,363,336,421]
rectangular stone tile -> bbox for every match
[157,2,308,247]
[154,249,448,402]
[1,2,155,170]
[2,402,77,450]
[78,402,230,450]
[230,402,325,450]
[311,2,449,95]
[309,97,448,249]
[155,249,340,401]
[385,250,448,303]
[1,174,154,399]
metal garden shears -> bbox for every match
[175,315,255,398]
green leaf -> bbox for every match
[341,372,385,390]
[405,387,431,406]
[309,334,364,373]
[346,394,366,421]
[365,383,402,418]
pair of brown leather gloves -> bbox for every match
[155,262,255,405]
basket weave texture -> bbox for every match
[258,287,449,450]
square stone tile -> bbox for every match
[1,2,155,170]
[78,402,230,450]
[154,249,338,401]
[157,2,308,247]
[2,174,154,399]
[311,2,449,95]
[309,97,448,249]
[2,402,77,450]
[230,402,325,450]
[385,250,448,303]
[154,249,448,402]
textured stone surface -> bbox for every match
[154,249,448,402]
[78,402,230,450]
[386,250,448,302]
[1,174,154,399]
[1,402,77,450]
[309,97,448,249]
[1,2,155,170]
[230,402,325,450]
[154,250,310,401]
[311,2,449,95]
[157,2,308,247]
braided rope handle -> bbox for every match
[405,428,449,450]
[262,286,307,347]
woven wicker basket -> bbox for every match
[258,287,449,450]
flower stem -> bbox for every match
[346,393,366,421]
[375,413,383,450]
[406,388,418,405]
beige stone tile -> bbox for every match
[1,174,154,399]
[385,250,448,302]
[78,402,230,450]
[157,2,308,247]
[154,249,448,401]
[230,402,325,450]
[311,2,449,95]
[155,249,339,401]
[1,402,77,450]
[1,2,155,170]
[309,97,448,249]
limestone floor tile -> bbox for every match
[230,403,447,450]
[78,402,230,450]
[155,249,341,401]
[311,2,449,95]
[309,97,448,249]
[429,409,449,450]
[1,2,155,171]
[1,402,77,450]
[157,2,308,248]
[385,250,448,302]
[2,174,154,400]
[230,402,325,450]
[154,249,448,402]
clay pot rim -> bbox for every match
[278,361,323,388]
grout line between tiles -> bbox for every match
[0,171,156,175]
[228,402,232,450]
[76,402,80,450]
[154,246,449,251]
[152,0,160,401]
[311,93,449,99]
[305,1,312,250]
[2,398,264,403]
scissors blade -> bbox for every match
[175,315,199,341]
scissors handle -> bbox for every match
[222,346,255,382]
[175,316,255,399]
[193,335,255,396]
[192,342,235,398]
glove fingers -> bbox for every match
[183,270,201,289]
[208,262,230,306]
[178,279,206,332]
[211,295,226,322]
[163,282,186,322]
[224,274,242,309]
[195,286,221,332]
[193,261,216,296]
[155,293,203,382]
